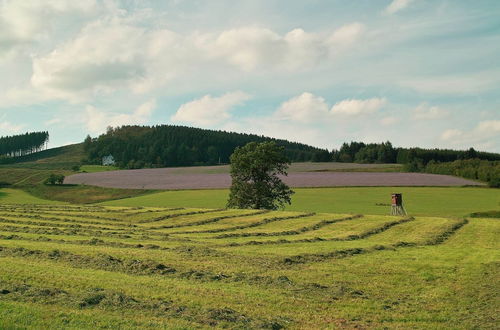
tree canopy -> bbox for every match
[227,142,294,210]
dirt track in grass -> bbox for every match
[65,167,483,189]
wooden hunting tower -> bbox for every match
[390,193,407,216]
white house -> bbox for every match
[102,155,115,166]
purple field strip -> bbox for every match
[65,169,484,189]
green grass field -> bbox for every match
[101,186,500,217]
[0,203,498,329]
[0,188,64,205]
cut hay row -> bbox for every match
[213,214,364,239]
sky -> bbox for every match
[0,0,499,152]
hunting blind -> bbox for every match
[390,193,407,216]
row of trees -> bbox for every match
[331,141,500,164]
[417,159,500,187]
[84,125,329,168]
[0,131,49,158]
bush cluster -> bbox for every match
[44,174,65,185]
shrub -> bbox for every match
[488,176,500,188]
[44,174,65,185]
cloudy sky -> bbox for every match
[1,0,499,152]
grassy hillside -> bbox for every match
[101,186,500,217]
[0,144,84,187]
[0,204,497,328]
[0,144,149,203]
[0,143,84,170]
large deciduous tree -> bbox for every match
[227,141,294,210]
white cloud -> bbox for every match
[440,120,500,150]
[413,103,449,120]
[44,118,62,126]
[31,19,156,101]
[274,93,387,123]
[476,120,500,132]
[331,98,387,116]
[380,116,398,126]
[0,0,99,55]
[326,23,365,50]
[28,21,365,102]
[384,0,413,15]
[171,91,251,126]
[0,121,24,135]
[203,23,365,72]
[210,27,286,72]
[84,99,156,134]
[400,72,500,95]
[441,129,463,141]
[275,92,329,123]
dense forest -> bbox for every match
[84,125,330,168]
[332,141,500,165]
[0,132,49,159]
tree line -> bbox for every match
[331,141,500,186]
[83,125,329,168]
[419,159,500,187]
[0,131,49,159]
[331,141,500,165]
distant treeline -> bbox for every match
[84,125,329,168]
[422,159,500,187]
[0,131,49,160]
[332,141,500,187]
[332,141,500,164]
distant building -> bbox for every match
[102,155,115,166]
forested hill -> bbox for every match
[84,125,330,168]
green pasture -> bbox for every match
[102,186,500,217]
[0,203,498,329]
[0,188,63,205]
[2,185,498,217]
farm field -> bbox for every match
[65,168,482,189]
[102,186,500,217]
[0,203,498,329]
